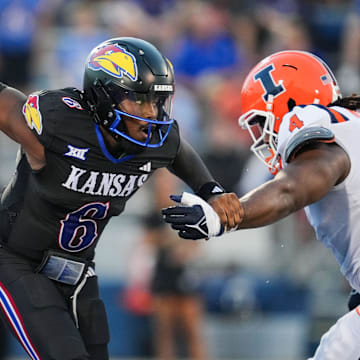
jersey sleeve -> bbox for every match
[277,105,336,164]
[22,90,59,149]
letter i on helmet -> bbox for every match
[238,50,341,174]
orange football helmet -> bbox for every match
[238,50,341,174]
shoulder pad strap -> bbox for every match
[285,127,335,163]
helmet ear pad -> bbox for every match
[88,79,117,126]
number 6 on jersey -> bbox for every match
[58,201,110,252]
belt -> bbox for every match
[36,250,93,286]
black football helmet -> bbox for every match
[83,37,175,148]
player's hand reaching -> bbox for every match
[162,192,243,240]
[208,192,244,231]
[162,192,223,240]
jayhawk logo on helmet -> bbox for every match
[88,44,138,81]
[239,50,341,175]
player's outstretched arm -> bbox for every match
[167,135,242,229]
[0,85,45,170]
[163,142,350,239]
[238,142,349,228]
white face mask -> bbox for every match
[239,106,282,175]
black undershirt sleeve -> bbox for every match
[167,136,215,193]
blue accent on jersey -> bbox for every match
[312,104,349,123]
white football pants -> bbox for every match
[308,306,360,360]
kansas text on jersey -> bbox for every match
[0,87,180,262]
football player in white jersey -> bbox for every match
[162,50,360,360]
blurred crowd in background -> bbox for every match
[0,0,360,359]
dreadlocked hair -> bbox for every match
[330,94,360,110]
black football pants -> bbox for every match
[0,246,109,360]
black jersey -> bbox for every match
[1,88,180,262]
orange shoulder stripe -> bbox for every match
[328,108,347,123]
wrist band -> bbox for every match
[196,181,226,201]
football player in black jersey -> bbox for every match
[0,37,240,360]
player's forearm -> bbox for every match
[237,177,300,229]
[235,146,345,229]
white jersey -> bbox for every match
[277,104,360,291]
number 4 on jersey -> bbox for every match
[289,114,304,132]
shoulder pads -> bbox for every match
[285,126,335,162]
